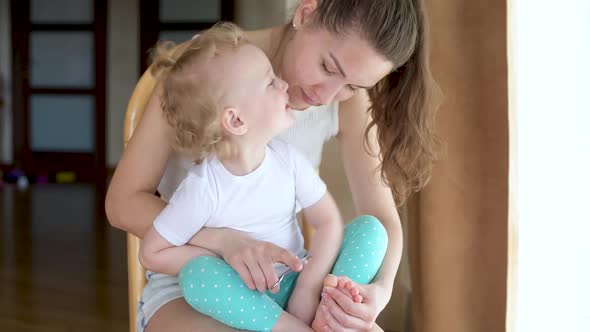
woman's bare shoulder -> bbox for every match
[111,81,174,193]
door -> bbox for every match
[140,0,234,73]
[11,0,107,183]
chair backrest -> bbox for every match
[124,67,157,332]
[123,66,316,332]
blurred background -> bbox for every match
[1,1,589,332]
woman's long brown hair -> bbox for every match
[313,0,442,206]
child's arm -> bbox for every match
[287,191,343,324]
[138,169,216,276]
[140,225,218,276]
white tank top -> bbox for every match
[157,103,339,201]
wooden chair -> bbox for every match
[124,67,157,332]
[124,67,315,332]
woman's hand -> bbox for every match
[188,227,303,293]
[319,281,389,332]
[222,235,304,293]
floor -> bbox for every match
[0,183,128,332]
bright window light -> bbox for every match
[511,1,590,331]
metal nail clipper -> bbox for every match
[270,254,312,290]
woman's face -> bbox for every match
[280,27,394,110]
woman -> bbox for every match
[106,0,439,331]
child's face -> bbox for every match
[218,44,293,142]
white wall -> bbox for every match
[0,0,13,164]
[234,0,292,29]
[510,1,590,331]
[106,0,139,166]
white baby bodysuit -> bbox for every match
[153,139,327,262]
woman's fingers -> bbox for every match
[228,251,266,291]
[259,255,279,290]
[324,286,373,322]
[220,240,300,293]
[253,243,295,292]
[270,244,302,272]
[324,286,357,314]
[243,254,268,292]
[321,303,354,332]
[252,261,272,293]
[232,261,255,290]
[354,283,381,321]
[323,294,370,330]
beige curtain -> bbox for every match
[408,0,509,331]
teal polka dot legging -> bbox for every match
[178,215,388,332]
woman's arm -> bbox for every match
[287,192,344,324]
[105,37,198,236]
[339,91,403,298]
[105,82,174,237]
[322,90,403,330]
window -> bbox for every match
[509,1,590,331]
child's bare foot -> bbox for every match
[310,275,363,331]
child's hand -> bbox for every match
[220,235,303,293]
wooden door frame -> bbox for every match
[10,0,107,183]
[139,0,235,73]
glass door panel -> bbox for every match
[159,0,221,22]
[29,32,95,88]
[31,0,94,24]
[159,30,199,44]
[29,95,95,152]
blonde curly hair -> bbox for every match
[150,22,245,163]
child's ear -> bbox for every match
[221,107,248,136]
[293,0,318,28]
